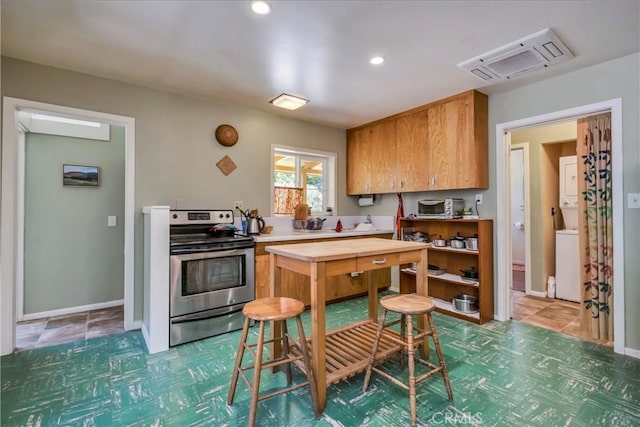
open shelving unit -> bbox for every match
[399,218,494,324]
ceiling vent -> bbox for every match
[458,28,574,81]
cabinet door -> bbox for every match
[347,127,372,195]
[255,254,270,299]
[427,97,468,190]
[427,92,488,190]
[369,120,398,193]
[396,110,429,192]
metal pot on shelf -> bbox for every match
[459,266,479,280]
[450,232,466,249]
[432,235,447,247]
[452,294,479,313]
[465,234,479,251]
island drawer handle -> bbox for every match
[372,258,387,265]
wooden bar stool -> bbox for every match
[227,297,320,426]
[363,293,453,427]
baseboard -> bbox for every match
[141,323,151,351]
[528,290,547,298]
[625,347,640,359]
[129,320,142,331]
[21,299,124,321]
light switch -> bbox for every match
[629,193,640,209]
[108,216,117,227]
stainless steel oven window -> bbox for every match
[181,255,245,295]
[170,248,255,317]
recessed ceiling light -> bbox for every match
[370,56,385,65]
[269,93,309,110]
[251,1,271,15]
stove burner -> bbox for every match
[169,210,254,255]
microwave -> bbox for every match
[417,198,465,219]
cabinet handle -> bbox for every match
[400,181,404,188]
[372,258,387,265]
[431,177,436,186]
[391,181,395,189]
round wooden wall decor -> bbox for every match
[215,124,238,147]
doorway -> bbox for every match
[510,144,528,294]
[1,97,136,355]
[495,98,625,355]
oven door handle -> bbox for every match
[171,304,246,324]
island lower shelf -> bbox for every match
[289,319,407,386]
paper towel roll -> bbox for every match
[358,196,374,206]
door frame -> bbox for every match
[1,97,137,355]
[509,142,532,295]
[495,98,624,355]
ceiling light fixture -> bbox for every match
[31,113,101,128]
[269,93,309,110]
[251,1,271,15]
[370,56,385,65]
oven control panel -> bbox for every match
[170,209,234,225]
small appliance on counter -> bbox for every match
[417,198,464,219]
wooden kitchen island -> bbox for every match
[266,238,429,413]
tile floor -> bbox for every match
[14,305,124,351]
[2,291,639,426]
[510,290,611,345]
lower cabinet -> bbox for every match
[255,234,393,305]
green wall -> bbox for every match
[3,52,638,352]
[24,127,125,313]
[2,56,351,322]
[487,53,640,351]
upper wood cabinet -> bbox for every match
[346,90,488,195]
[427,90,488,190]
[396,110,429,192]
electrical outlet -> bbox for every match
[475,194,483,205]
[234,200,244,211]
[629,193,640,209]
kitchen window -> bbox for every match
[271,145,336,216]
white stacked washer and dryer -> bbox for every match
[555,155,580,302]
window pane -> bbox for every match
[272,146,335,216]
[301,159,323,212]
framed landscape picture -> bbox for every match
[63,164,100,187]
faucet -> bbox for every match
[365,214,372,224]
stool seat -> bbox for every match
[380,294,435,315]
[243,297,305,321]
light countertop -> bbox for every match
[248,215,395,243]
[252,227,395,242]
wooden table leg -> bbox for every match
[367,270,378,322]
[415,248,430,358]
[310,261,327,412]
[270,253,282,359]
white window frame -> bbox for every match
[271,144,336,216]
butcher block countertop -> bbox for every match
[265,237,427,262]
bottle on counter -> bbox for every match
[335,219,343,232]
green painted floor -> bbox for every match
[2,292,639,426]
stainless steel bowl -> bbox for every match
[292,219,306,230]
[452,294,479,313]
